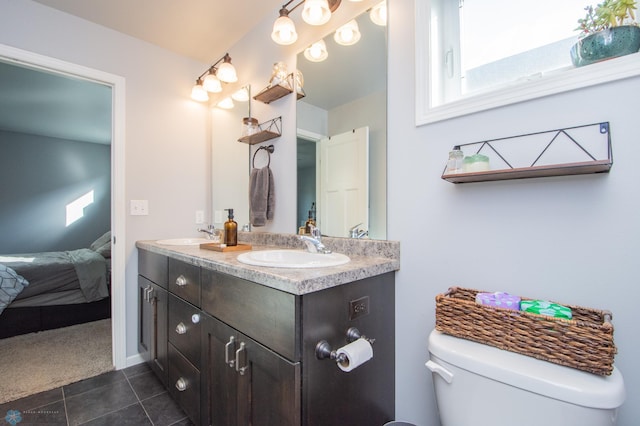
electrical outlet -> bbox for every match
[195,210,205,224]
[130,200,149,216]
[349,296,370,320]
[214,210,223,223]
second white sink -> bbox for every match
[237,249,350,268]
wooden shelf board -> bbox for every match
[238,130,280,145]
[253,84,293,104]
[442,160,612,183]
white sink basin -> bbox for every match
[237,249,350,269]
[156,238,211,246]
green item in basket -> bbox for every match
[520,300,572,319]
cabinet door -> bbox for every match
[236,332,301,426]
[201,313,301,426]
[201,313,239,426]
[138,276,168,386]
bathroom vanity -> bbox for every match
[137,233,399,426]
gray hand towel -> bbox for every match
[249,166,274,226]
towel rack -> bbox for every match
[252,145,274,168]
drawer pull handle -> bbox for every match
[175,377,188,392]
[191,313,200,324]
[175,275,188,287]
[235,342,248,376]
[225,336,236,368]
[175,322,187,335]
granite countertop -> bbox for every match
[136,232,400,295]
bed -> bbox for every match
[0,231,112,339]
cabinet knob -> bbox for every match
[175,322,187,335]
[191,313,200,324]
[175,377,188,392]
[225,336,236,368]
[175,275,188,287]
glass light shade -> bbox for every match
[334,20,361,46]
[231,87,249,102]
[203,73,222,92]
[191,81,209,102]
[217,97,234,109]
[302,0,331,26]
[304,40,328,62]
[271,14,298,45]
[370,1,387,26]
[217,61,237,83]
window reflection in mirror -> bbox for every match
[296,9,387,240]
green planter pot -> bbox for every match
[570,25,640,67]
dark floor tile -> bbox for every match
[128,371,166,401]
[1,399,67,425]
[0,388,63,414]
[78,402,151,426]
[141,392,188,426]
[122,362,151,379]
[63,370,126,398]
[169,418,196,426]
[65,379,138,425]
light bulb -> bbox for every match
[217,97,234,109]
[304,40,328,62]
[272,10,298,45]
[217,55,237,83]
[370,1,387,26]
[191,80,208,102]
[203,73,222,92]
[334,20,361,46]
[302,0,331,25]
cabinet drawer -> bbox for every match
[138,250,168,289]
[168,344,200,425]
[168,258,200,307]
[168,294,201,368]
[201,269,299,361]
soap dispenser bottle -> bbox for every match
[304,210,316,234]
[224,209,237,246]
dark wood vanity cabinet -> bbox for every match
[138,250,169,387]
[138,248,395,426]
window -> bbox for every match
[416,0,640,125]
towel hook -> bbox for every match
[252,144,274,168]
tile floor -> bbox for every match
[0,363,193,425]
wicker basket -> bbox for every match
[435,287,616,376]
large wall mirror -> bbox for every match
[296,8,387,240]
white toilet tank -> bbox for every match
[427,330,625,426]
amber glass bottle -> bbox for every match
[224,208,237,246]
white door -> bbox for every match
[317,127,369,238]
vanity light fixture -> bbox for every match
[191,79,209,102]
[217,97,234,109]
[304,40,329,62]
[231,87,250,102]
[369,0,387,26]
[271,0,343,45]
[334,19,361,45]
[191,53,238,101]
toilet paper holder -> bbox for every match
[315,327,375,362]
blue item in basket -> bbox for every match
[475,292,521,311]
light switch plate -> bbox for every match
[195,210,205,224]
[130,200,149,215]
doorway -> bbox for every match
[0,43,126,368]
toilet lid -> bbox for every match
[428,330,626,409]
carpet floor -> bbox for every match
[0,319,113,404]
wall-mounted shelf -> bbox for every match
[253,73,304,104]
[237,116,282,145]
[442,122,613,184]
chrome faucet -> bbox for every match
[300,225,332,254]
[349,223,369,239]
[197,224,216,239]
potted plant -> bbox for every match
[571,0,640,66]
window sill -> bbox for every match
[416,49,640,126]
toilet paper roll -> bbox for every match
[336,338,373,372]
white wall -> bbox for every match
[0,0,210,360]
[389,2,640,426]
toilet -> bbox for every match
[426,330,626,426]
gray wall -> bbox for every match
[0,130,110,253]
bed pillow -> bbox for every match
[0,264,29,314]
[90,231,111,259]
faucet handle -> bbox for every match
[310,224,321,239]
